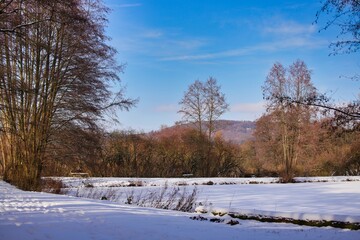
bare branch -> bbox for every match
[0,18,51,33]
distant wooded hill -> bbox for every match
[151,120,255,144]
[213,120,255,144]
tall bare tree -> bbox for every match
[261,60,317,181]
[178,77,228,177]
[204,77,229,139]
[178,80,206,135]
[0,0,135,190]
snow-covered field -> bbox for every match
[1,177,360,239]
[57,176,360,188]
[59,176,360,223]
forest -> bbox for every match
[0,0,359,190]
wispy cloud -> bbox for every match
[159,17,326,62]
[283,3,307,10]
[116,3,142,8]
[264,21,316,35]
[171,39,207,50]
[160,37,327,61]
[114,14,326,64]
[142,30,163,39]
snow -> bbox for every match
[56,177,280,188]
[59,176,360,223]
[195,182,360,223]
[1,178,360,240]
[56,176,360,188]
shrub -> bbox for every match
[41,178,65,194]
[279,171,295,183]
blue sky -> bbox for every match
[103,0,359,132]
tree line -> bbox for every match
[40,63,359,181]
[40,111,360,180]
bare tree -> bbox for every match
[178,80,207,135]
[261,60,317,182]
[0,0,136,190]
[178,77,228,139]
[178,77,228,177]
[204,77,229,139]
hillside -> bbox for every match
[213,120,255,144]
[151,120,255,144]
